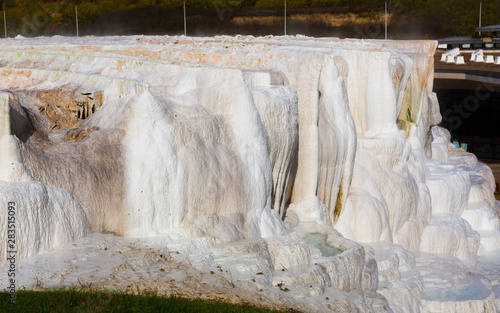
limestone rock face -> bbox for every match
[1,36,500,313]
[252,85,298,218]
[0,181,90,260]
[0,35,496,255]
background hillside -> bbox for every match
[0,0,499,39]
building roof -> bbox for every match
[438,36,484,44]
[437,35,500,45]
[476,25,500,33]
[437,25,500,45]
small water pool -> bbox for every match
[423,281,491,301]
[304,233,343,257]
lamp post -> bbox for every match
[385,1,387,39]
[284,0,286,36]
[3,3,6,39]
[183,1,186,36]
[479,0,482,36]
[75,5,79,37]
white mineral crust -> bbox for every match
[0,35,499,312]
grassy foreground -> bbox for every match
[0,288,291,313]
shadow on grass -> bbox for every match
[0,288,300,313]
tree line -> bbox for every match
[0,0,498,38]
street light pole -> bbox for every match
[284,0,286,36]
[3,3,6,39]
[385,1,387,40]
[183,1,186,36]
[479,0,482,36]
[75,5,79,37]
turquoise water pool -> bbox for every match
[304,233,343,257]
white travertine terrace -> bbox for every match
[0,35,500,312]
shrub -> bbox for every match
[75,2,100,24]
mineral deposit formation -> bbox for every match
[1,35,499,312]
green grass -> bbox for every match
[0,288,290,313]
